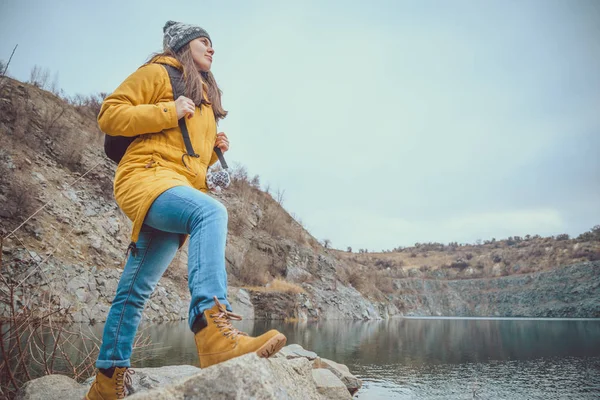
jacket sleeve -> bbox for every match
[98,64,179,137]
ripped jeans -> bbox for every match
[95,185,231,369]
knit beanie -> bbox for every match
[163,20,212,53]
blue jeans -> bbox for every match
[96,186,232,369]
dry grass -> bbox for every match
[243,278,306,294]
[236,246,273,286]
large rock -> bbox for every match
[316,357,362,395]
[311,368,352,400]
[128,354,322,400]
[16,374,87,400]
[280,343,318,360]
[280,344,362,396]
[250,290,299,320]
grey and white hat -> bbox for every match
[163,20,211,53]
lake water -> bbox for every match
[82,318,600,399]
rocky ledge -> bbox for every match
[16,344,362,400]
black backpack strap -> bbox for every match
[162,64,199,158]
[160,63,228,169]
[213,147,228,169]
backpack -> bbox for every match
[103,64,199,164]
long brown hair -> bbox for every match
[148,45,228,122]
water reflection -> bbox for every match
[250,318,600,365]
[74,318,600,399]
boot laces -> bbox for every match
[115,368,135,398]
[210,296,249,339]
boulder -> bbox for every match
[280,343,318,360]
[128,354,322,400]
[311,368,352,400]
[316,357,362,395]
[16,374,87,400]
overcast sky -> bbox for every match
[1,0,599,251]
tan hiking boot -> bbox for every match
[194,297,287,368]
[85,367,134,400]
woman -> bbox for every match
[86,21,286,400]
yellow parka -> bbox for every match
[98,56,219,247]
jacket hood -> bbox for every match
[148,55,182,69]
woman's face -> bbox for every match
[190,37,214,72]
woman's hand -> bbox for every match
[175,96,196,119]
[215,132,230,153]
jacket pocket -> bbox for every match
[150,152,198,180]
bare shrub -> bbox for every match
[6,181,38,222]
[275,188,285,205]
[66,92,106,119]
[249,174,260,188]
[238,247,271,286]
[259,202,280,236]
[342,267,392,299]
[40,102,66,138]
[49,71,60,96]
[374,258,394,269]
[12,96,33,137]
[577,225,600,241]
[55,127,85,170]
[448,259,469,270]
[0,275,155,399]
[229,165,255,213]
[0,151,39,224]
[29,65,50,89]
[375,272,395,294]
[0,276,94,397]
[230,163,249,184]
[227,207,247,236]
[528,247,544,258]
[259,202,303,243]
[573,249,600,262]
[347,270,368,292]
